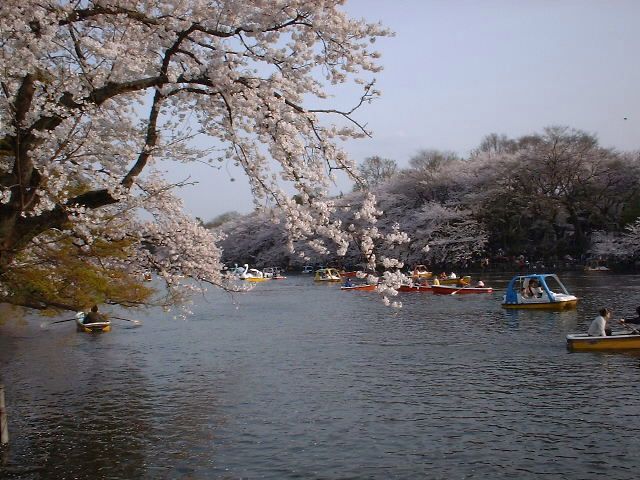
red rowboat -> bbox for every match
[340,271,359,278]
[431,285,493,295]
[397,284,432,292]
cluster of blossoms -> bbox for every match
[0,0,409,313]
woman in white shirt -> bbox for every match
[588,308,612,337]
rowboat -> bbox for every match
[397,284,432,292]
[75,312,111,333]
[431,285,493,295]
[340,284,376,291]
[340,270,359,278]
[501,274,578,310]
[566,331,640,352]
[584,265,610,272]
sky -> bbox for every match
[170,0,640,221]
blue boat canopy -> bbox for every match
[503,273,571,304]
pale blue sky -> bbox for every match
[171,0,640,221]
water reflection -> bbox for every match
[2,272,640,478]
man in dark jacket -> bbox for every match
[619,306,640,333]
[84,305,106,324]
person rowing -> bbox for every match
[83,305,107,324]
[618,305,640,334]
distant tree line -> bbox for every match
[213,126,640,270]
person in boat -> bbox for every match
[476,280,485,287]
[84,305,107,324]
[618,306,640,333]
[448,272,457,279]
[588,307,612,337]
[439,272,447,279]
[344,278,354,287]
[522,279,543,298]
[432,277,440,286]
[529,279,543,298]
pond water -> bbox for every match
[2,272,640,479]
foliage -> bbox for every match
[0,0,391,313]
[219,126,640,271]
[204,211,241,229]
[353,156,398,191]
[469,127,640,260]
[408,149,459,172]
[4,232,155,314]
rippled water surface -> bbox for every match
[2,272,640,479]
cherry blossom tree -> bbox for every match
[0,0,390,313]
[468,128,640,260]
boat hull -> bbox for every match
[567,332,640,351]
[397,285,432,292]
[432,285,492,295]
[75,314,111,333]
[340,284,376,291]
[245,277,268,282]
[501,299,578,310]
[340,271,359,278]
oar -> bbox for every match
[40,317,78,329]
[110,316,142,326]
[618,320,640,335]
[450,284,469,295]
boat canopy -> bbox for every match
[503,274,570,304]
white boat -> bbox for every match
[230,263,247,276]
[264,267,286,279]
[584,265,610,272]
[75,311,111,333]
[501,273,578,310]
[239,266,267,281]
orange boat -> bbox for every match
[431,285,493,295]
[340,271,359,278]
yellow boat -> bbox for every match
[411,265,433,279]
[437,275,471,286]
[566,331,640,352]
[75,312,111,333]
[314,268,342,282]
[502,299,578,310]
[239,267,268,282]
